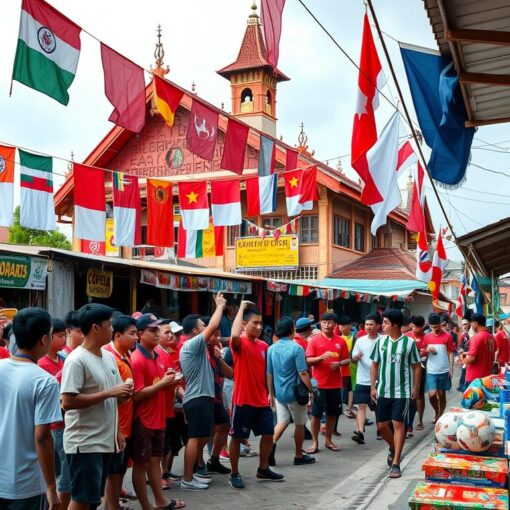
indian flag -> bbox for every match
[177,220,224,258]
[19,149,56,230]
[12,0,81,105]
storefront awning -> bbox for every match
[313,278,428,297]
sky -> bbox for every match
[1,0,510,261]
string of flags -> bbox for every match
[243,217,299,239]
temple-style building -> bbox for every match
[54,4,431,283]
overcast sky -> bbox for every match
[1,0,509,261]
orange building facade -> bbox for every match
[54,6,419,281]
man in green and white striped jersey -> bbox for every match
[370,309,421,479]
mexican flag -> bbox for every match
[19,149,56,230]
[12,0,81,105]
[177,220,224,258]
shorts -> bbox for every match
[67,451,112,504]
[418,365,426,397]
[230,405,274,439]
[376,397,411,423]
[0,495,44,510]
[164,414,188,457]
[183,396,214,438]
[214,402,230,426]
[223,379,233,411]
[342,376,352,404]
[275,400,308,426]
[426,372,451,392]
[131,419,165,463]
[52,428,71,493]
[311,388,342,418]
[353,384,376,410]
[108,438,131,475]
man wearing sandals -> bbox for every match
[370,309,421,479]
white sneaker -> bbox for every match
[179,478,209,490]
[193,473,212,484]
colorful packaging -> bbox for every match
[408,482,508,509]
[422,453,508,488]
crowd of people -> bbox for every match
[0,296,506,510]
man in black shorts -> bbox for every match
[179,294,227,490]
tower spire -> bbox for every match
[150,25,169,77]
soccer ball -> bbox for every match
[435,412,463,449]
[456,411,496,452]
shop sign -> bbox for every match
[236,235,299,271]
[209,278,252,294]
[0,255,48,290]
[86,268,113,298]
[105,218,119,257]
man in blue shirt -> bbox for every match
[267,316,315,467]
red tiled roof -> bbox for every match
[217,18,289,81]
[329,248,416,280]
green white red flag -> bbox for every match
[12,0,81,105]
[19,149,55,230]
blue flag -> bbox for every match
[400,44,475,187]
[471,275,484,314]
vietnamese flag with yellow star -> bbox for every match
[178,181,209,230]
[147,179,174,247]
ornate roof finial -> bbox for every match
[337,158,344,175]
[297,123,315,157]
[191,81,197,94]
[150,25,169,77]
[248,1,260,26]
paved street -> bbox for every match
[123,385,459,510]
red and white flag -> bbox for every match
[73,164,105,242]
[351,13,386,205]
[221,118,248,175]
[368,113,407,234]
[178,181,209,230]
[415,231,432,282]
[407,162,426,233]
[186,100,218,161]
[455,272,468,319]
[429,232,447,302]
[210,180,241,226]
[112,173,141,246]
[284,166,317,217]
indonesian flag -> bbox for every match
[284,166,317,217]
[186,100,218,161]
[246,135,277,216]
[351,13,386,205]
[19,149,55,230]
[178,181,209,230]
[429,232,447,301]
[177,219,224,258]
[210,180,241,226]
[13,0,81,105]
[415,231,432,282]
[0,146,16,227]
[112,173,141,246]
[369,114,419,234]
[74,164,105,242]
[407,162,426,233]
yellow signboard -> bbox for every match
[105,218,119,257]
[236,235,299,271]
[86,268,113,299]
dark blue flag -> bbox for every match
[400,44,475,187]
[471,275,484,314]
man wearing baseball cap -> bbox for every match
[294,318,315,352]
[130,314,184,510]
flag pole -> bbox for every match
[366,0,494,319]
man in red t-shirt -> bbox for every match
[131,314,182,510]
[463,314,496,384]
[494,321,510,369]
[228,301,284,489]
[58,311,84,362]
[306,312,350,454]
[420,314,455,421]
[37,319,69,508]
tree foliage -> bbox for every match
[8,206,72,250]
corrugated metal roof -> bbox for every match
[423,0,510,126]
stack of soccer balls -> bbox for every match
[435,411,496,452]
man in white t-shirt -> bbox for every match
[351,314,381,445]
[61,304,133,510]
